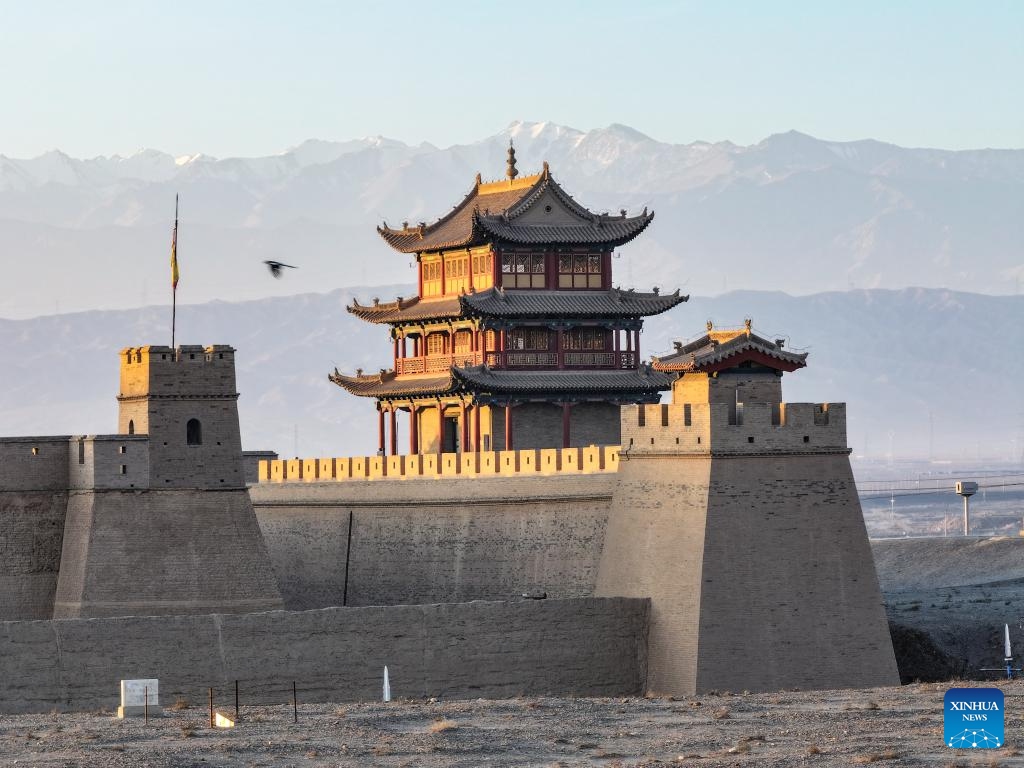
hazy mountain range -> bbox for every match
[1,287,1020,463]
[1,121,1021,319]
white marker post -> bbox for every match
[383,666,391,703]
[118,679,161,718]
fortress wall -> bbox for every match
[0,598,648,714]
[0,437,71,490]
[596,449,899,695]
[68,435,150,490]
[53,489,283,619]
[595,457,712,694]
[0,438,73,621]
[0,491,68,620]
[620,402,847,455]
[569,402,622,447]
[251,473,617,610]
[695,453,898,693]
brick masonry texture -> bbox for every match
[251,474,616,609]
[53,489,283,618]
[0,491,68,620]
[596,451,900,695]
[0,598,648,714]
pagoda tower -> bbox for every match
[330,146,687,454]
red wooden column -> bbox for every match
[409,406,419,454]
[392,338,399,366]
[562,403,571,448]
[389,408,398,456]
[436,403,444,455]
[377,407,385,455]
[633,329,641,361]
[460,401,468,453]
[473,403,481,452]
[504,404,513,451]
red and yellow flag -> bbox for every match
[170,227,179,289]
[170,195,179,289]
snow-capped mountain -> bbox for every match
[0,121,1021,318]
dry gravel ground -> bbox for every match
[3,684,1024,767]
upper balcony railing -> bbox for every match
[394,351,639,375]
[395,352,484,375]
[483,351,638,369]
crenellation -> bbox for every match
[259,445,621,484]
[118,344,245,489]
[619,401,848,456]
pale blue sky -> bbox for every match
[0,0,1020,157]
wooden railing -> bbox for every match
[484,351,639,369]
[395,352,483,375]
[395,350,639,373]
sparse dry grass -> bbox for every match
[169,696,190,711]
[428,718,458,733]
[806,743,822,754]
[852,749,899,763]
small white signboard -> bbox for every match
[118,679,161,718]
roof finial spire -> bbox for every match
[506,139,518,180]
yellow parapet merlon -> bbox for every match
[260,446,620,484]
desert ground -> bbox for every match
[875,538,1024,678]
[2,536,1021,766]
[1,683,1022,767]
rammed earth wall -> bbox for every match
[251,474,616,609]
[0,598,648,714]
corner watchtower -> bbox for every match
[117,345,244,488]
[596,321,898,695]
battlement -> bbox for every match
[258,445,620,483]
[620,401,848,456]
[119,345,238,405]
[120,345,236,367]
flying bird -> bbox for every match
[263,260,297,278]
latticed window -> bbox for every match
[446,256,468,278]
[508,328,551,351]
[558,253,603,289]
[422,258,443,297]
[453,330,472,352]
[472,252,492,275]
[426,333,447,355]
[501,253,545,289]
[564,328,607,350]
[445,255,469,294]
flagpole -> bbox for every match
[171,195,179,350]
